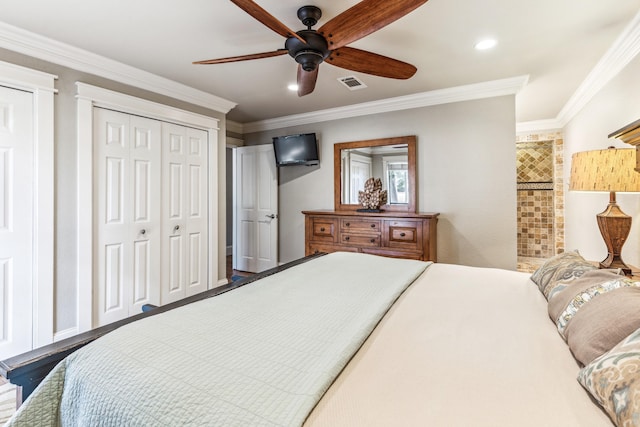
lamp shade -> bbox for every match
[569,148,640,192]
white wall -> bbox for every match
[244,95,517,269]
[564,54,640,267]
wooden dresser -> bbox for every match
[303,210,439,261]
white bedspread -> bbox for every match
[7,257,613,426]
[305,263,613,426]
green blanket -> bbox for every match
[8,252,429,426]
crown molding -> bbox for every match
[553,9,640,130]
[0,21,237,114]
[517,10,640,134]
[226,120,244,135]
[516,119,563,134]
[241,75,529,134]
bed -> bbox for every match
[3,251,638,426]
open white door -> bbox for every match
[233,145,278,273]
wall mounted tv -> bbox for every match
[272,133,319,167]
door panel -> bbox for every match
[133,239,151,304]
[94,109,161,326]
[0,86,33,359]
[161,124,208,303]
[184,128,207,296]
[129,116,161,314]
[233,145,278,273]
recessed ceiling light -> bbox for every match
[475,39,497,50]
[288,83,298,91]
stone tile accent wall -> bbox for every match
[516,141,554,183]
[517,190,554,257]
[515,132,564,259]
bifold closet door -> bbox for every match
[0,85,34,359]
[161,123,208,304]
[94,109,161,326]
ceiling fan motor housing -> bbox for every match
[297,5,322,28]
[285,30,330,72]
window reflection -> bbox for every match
[341,144,408,205]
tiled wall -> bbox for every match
[517,190,554,257]
[515,133,565,258]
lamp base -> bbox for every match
[597,193,632,276]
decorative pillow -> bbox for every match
[578,327,640,426]
[530,251,596,298]
[547,269,625,322]
[553,279,640,365]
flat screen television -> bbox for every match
[272,133,319,167]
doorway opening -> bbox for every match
[516,133,565,272]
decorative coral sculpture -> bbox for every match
[358,177,388,210]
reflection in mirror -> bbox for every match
[340,145,409,205]
[333,135,416,213]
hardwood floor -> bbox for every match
[0,377,16,424]
[226,255,252,281]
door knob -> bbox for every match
[174,225,180,232]
[140,229,147,235]
[265,214,277,219]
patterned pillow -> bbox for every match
[530,251,596,298]
[578,327,640,426]
[547,269,625,322]
[550,278,640,365]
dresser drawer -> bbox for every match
[303,210,438,262]
[341,233,381,247]
[340,218,382,233]
[386,220,422,250]
[309,218,338,243]
[307,243,359,256]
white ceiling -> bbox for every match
[1,0,639,125]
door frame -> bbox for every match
[76,83,220,333]
[0,60,56,348]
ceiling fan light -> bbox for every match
[288,83,299,91]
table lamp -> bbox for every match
[569,147,640,275]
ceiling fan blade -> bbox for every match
[318,0,428,50]
[326,47,417,79]
[297,65,319,96]
[230,0,306,44]
[193,49,287,64]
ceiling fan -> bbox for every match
[194,0,429,96]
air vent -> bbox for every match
[338,76,367,91]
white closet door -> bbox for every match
[161,123,208,304]
[0,85,33,359]
[94,109,161,326]
[129,115,162,313]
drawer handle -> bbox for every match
[345,236,350,241]
[320,227,325,232]
[370,238,375,243]
[345,222,350,227]
[400,232,406,237]
[370,224,376,228]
